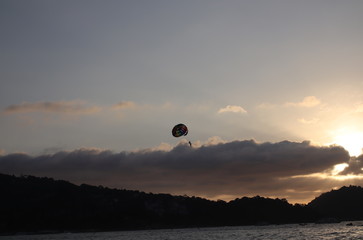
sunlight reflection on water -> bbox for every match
[2,221,363,240]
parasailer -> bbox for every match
[172,123,192,147]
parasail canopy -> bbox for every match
[172,123,188,137]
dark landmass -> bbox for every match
[1,173,362,235]
[308,185,363,220]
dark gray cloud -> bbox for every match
[0,140,353,203]
[339,155,363,175]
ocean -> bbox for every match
[2,221,363,240]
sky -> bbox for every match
[1,0,363,204]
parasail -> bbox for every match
[172,123,188,137]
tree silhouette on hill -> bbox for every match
[0,173,362,235]
[308,185,363,220]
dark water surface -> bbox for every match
[2,221,363,240]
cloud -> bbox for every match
[257,96,321,110]
[339,155,363,175]
[285,96,321,108]
[3,101,100,114]
[0,140,352,203]
[218,105,247,114]
[112,101,136,110]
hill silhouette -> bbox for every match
[308,185,363,220]
[0,173,362,235]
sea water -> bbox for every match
[2,221,363,240]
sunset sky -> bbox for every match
[1,0,363,204]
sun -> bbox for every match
[332,130,363,157]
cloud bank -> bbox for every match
[0,140,357,203]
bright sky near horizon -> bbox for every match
[1,0,363,204]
